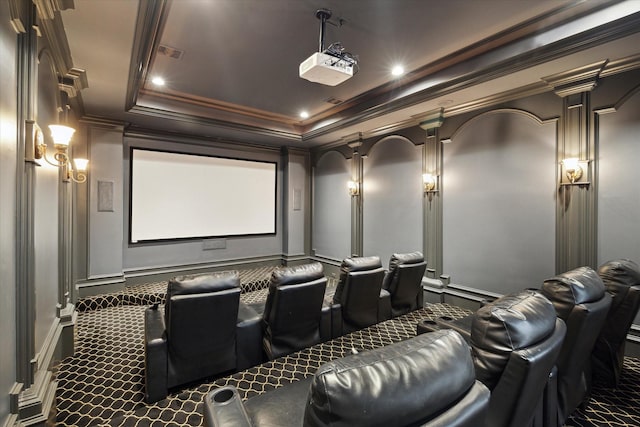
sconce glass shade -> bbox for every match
[74,158,89,171]
[423,173,437,192]
[562,157,583,183]
[347,180,360,196]
[48,124,75,148]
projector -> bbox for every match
[299,52,354,86]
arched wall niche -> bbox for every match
[442,108,557,294]
[597,84,640,271]
[362,134,423,268]
[312,150,351,261]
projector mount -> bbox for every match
[298,8,358,85]
[315,8,357,71]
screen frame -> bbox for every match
[128,146,278,245]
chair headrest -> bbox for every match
[167,271,239,297]
[340,256,382,273]
[598,259,640,288]
[542,266,605,306]
[304,329,476,426]
[471,290,557,389]
[388,251,425,271]
[270,262,324,287]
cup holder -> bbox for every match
[437,316,454,322]
[417,319,440,335]
[212,388,235,404]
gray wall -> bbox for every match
[442,110,557,294]
[363,136,423,268]
[312,151,351,261]
[597,88,640,265]
[0,0,18,421]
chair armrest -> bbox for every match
[320,305,332,343]
[144,305,168,403]
[330,303,343,339]
[378,288,391,322]
[435,315,473,343]
[203,386,253,427]
[237,303,264,370]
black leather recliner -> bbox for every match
[424,290,566,427]
[540,266,612,425]
[592,259,640,387]
[331,256,390,337]
[260,262,330,360]
[144,271,262,403]
[203,329,490,427]
[382,251,427,317]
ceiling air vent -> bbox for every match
[324,96,342,105]
[158,44,184,60]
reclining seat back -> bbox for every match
[382,251,427,317]
[540,266,612,424]
[593,259,640,387]
[165,271,241,388]
[470,290,566,427]
[333,256,386,334]
[262,262,328,360]
[304,329,490,427]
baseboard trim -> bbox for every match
[14,312,71,425]
[122,255,284,286]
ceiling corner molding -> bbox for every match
[59,67,87,98]
[601,53,640,78]
[542,60,608,97]
[8,0,27,33]
[125,0,170,112]
[33,0,74,21]
[36,3,75,78]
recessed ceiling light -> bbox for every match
[391,65,405,77]
[300,111,309,119]
[151,76,165,86]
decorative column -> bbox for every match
[346,134,364,257]
[542,61,606,272]
[417,109,444,276]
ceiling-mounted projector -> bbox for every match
[299,9,357,86]
[299,51,354,86]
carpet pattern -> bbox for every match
[55,287,640,426]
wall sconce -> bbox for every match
[347,180,360,196]
[560,157,589,186]
[33,123,88,183]
[423,173,438,193]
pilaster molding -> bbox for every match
[556,91,597,272]
[423,129,443,276]
[542,60,607,98]
[350,144,363,257]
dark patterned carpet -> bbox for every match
[53,275,640,426]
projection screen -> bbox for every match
[129,148,277,243]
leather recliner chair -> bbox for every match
[144,271,262,403]
[203,329,490,427]
[592,259,640,387]
[424,289,566,427]
[260,262,330,360]
[540,266,612,425]
[331,256,390,337]
[381,251,427,317]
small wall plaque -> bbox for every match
[97,181,114,212]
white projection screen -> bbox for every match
[129,148,277,243]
